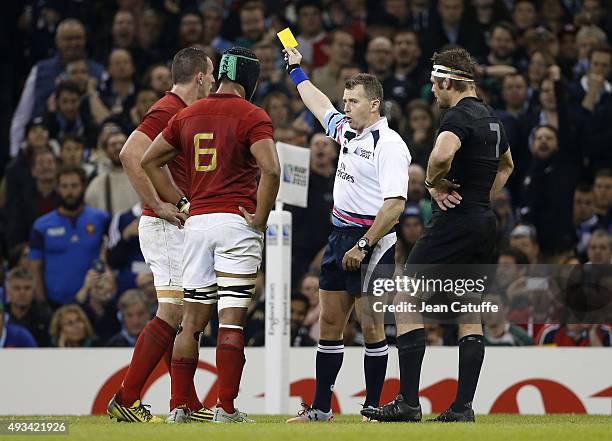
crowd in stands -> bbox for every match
[1,0,611,348]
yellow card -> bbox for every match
[277,28,299,49]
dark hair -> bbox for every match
[490,21,518,41]
[296,0,322,14]
[594,168,612,179]
[241,0,266,15]
[55,81,81,99]
[329,29,353,46]
[61,134,85,147]
[291,292,311,310]
[393,28,420,45]
[498,247,530,265]
[431,48,478,92]
[589,43,612,61]
[337,63,360,78]
[345,73,384,102]
[143,62,170,87]
[56,164,86,185]
[501,72,527,87]
[574,182,593,193]
[171,46,208,85]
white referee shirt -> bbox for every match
[324,107,411,228]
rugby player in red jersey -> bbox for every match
[141,46,280,423]
[107,47,215,423]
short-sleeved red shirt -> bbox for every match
[162,93,274,216]
[136,91,188,217]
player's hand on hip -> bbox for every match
[429,179,462,211]
[342,245,366,271]
[239,206,266,233]
[283,47,302,67]
[154,202,188,228]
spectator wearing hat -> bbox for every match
[509,224,541,264]
[396,203,424,264]
[4,267,51,347]
[10,18,105,156]
[28,165,109,305]
[106,290,152,347]
[0,301,37,348]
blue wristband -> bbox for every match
[289,67,309,86]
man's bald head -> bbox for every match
[55,19,86,62]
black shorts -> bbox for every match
[320,227,396,296]
[407,211,497,265]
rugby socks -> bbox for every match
[397,328,426,407]
[170,357,198,410]
[163,342,202,411]
[452,334,485,412]
[216,326,246,414]
[363,340,389,407]
[117,316,176,406]
[312,339,344,413]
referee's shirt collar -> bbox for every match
[355,117,388,139]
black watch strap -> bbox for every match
[287,63,301,74]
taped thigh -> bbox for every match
[217,277,256,310]
[156,286,184,305]
[183,284,218,304]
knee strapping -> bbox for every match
[183,285,218,304]
[217,277,256,310]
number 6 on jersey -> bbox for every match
[194,132,217,172]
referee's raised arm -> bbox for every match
[283,47,335,127]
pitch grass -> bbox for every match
[1,415,611,441]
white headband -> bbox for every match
[431,64,475,82]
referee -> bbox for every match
[283,47,411,422]
[362,48,514,423]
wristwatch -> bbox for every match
[176,197,190,214]
[357,237,372,254]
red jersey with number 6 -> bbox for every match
[162,93,274,216]
[136,91,188,217]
